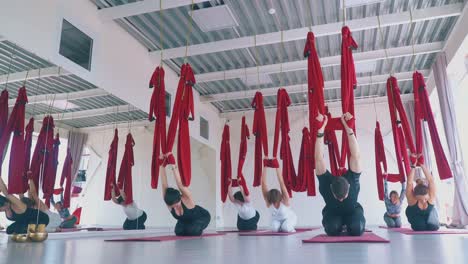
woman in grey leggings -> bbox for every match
[51,194,77,229]
[383,179,406,228]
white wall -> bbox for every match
[80,127,217,229]
[220,102,410,227]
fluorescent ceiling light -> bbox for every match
[341,0,385,8]
[192,5,239,32]
[354,61,377,73]
[50,99,79,110]
[241,74,272,87]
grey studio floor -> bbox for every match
[1,227,468,264]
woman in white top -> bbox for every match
[261,164,297,232]
[111,184,147,230]
[227,179,260,231]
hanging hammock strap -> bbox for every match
[251,91,268,187]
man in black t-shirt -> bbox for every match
[314,113,366,236]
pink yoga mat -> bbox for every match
[58,227,123,233]
[302,232,389,243]
[216,229,267,233]
[238,227,318,236]
[105,233,225,242]
[390,228,468,235]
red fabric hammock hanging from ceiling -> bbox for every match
[251,91,269,187]
[220,117,251,202]
[0,90,8,141]
[324,26,358,176]
[117,133,135,205]
[148,66,167,189]
[303,31,324,196]
[220,124,232,203]
[29,116,55,197]
[23,118,34,193]
[43,133,61,207]
[104,129,119,201]
[0,87,28,194]
[271,89,296,197]
[165,63,195,186]
[412,71,452,180]
[59,148,73,209]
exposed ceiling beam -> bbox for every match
[151,4,462,60]
[34,104,134,121]
[220,94,414,119]
[0,66,71,85]
[8,88,108,107]
[0,35,5,42]
[196,42,443,83]
[201,70,429,103]
[79,120,151,132]
[98,0,206,21]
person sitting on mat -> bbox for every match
[51,192,79,230]
[161,157,211,236]
[383,177,406,228]
[0,175,49,235]
[21,173,62,232]
[111,183,147,230]
[227,179,260,231]
[405,160,439,231]
[315,113,366,236]
[261,164,297,232]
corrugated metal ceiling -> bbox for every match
[93,0,463,113]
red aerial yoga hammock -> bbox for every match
[0,90,8,140]
[59,148,73,208]
[117,133,135,205]
[271,89,301,197]
[324,26,358,176]
[251,92,270,187]
[148,66,167,189]
[220,117,251,202]
[23,118,34,193]
[42,133,61,207]
[412,71,452,180]
[303,31,324,195]
[375,76,416,200]
[165,63,195,186]
[29,116,55,198]
[0,87,28,194]
[220,124,232,203]
[104,129,119,201]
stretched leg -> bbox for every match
[322,210,343,236]
[280,213,297,232]
[394,216,402,228]
[345,206,365,236]
[384,213,396,228]
[60,216,77,229]
[426,207,440,231]
[271,219,281,232]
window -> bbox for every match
[166,92,171,117]
[59,19,93,70]
[200,116,209,140]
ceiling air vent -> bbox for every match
[191,5,239,32]
[241,73,272,87]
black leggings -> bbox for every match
[6,210,50,234]
[322,205,366,236]
[407,215,439,231]
[175,210,211,236]
[123,212,147,230]
[237,211,260,231]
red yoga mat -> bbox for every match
[105,233,225,242]
[216,229,267,233]
[239,227,318,236]
[389,227,468,235]
[302,232,389,243]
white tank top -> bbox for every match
[269,203,295,221]
[123,202,144,220]
[235,202,256,220]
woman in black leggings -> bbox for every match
[160,158,211,236]
[110,184,147,230]
[0,175,49,235]
[405,160,439,231]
